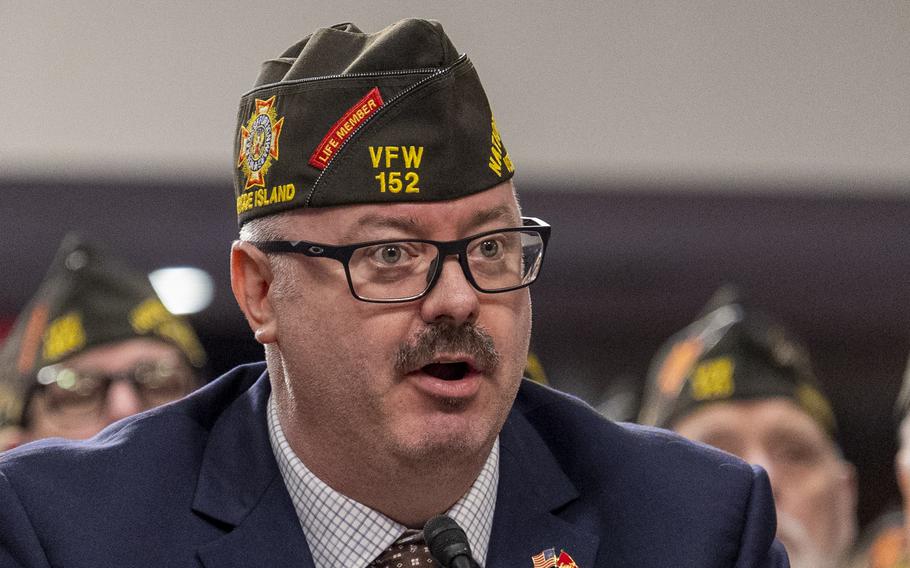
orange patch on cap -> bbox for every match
[16,303,49,374]
[657,338,703,396]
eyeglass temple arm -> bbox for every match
[254,241,334,258]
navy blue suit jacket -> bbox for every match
[0,363,787,567]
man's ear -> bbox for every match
[230,241,278,344]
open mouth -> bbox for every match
[421,362,471,381]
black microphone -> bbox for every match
[423,514,480,568]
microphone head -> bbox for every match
[424,515,474,567]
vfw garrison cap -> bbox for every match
[638,286,837,435]
[0,234,206,428]
[234,18,514,226]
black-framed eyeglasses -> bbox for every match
[251,216,551,303]
[29,359,197,422]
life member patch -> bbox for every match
[237,96,285,190]
[309,87,384,170]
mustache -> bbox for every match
[394,323,501,374]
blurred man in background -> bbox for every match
[852,355,910,568]
[0,234,206,449]
[640,287,858,568]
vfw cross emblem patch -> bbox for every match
[238,96,285,189]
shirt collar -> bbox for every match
[267,394,499,568]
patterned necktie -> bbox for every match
[369,529,437,568]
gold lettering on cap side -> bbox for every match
[488,116,514,177]
[370,146,423,194]
[237,184,297,216]
[236,191,254,214]
[401,146,423,169]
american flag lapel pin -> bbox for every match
[531,548,557,568]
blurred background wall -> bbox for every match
[1,1,908,527]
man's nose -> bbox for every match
[103,380,145,423]
[419,257,479,326]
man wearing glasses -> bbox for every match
[0,234,206,450]
[0,20,786,566]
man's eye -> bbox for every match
[774,442,821,466]
[373,245,406,265]
[479,239,500,258]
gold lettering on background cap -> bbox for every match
[796,383,837,433]
[690,357,735,400]
[130,299,206,367]
[42,312,86,362]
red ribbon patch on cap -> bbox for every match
[309,87,384,170]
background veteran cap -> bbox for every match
[524,351,550,386]
[0,234,206,428]
[638,285,837,435]
[233,18,514,225]
[895,353,910,423]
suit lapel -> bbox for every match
[196,475,315,568]
[486,408,601,568]
[191,370,314,568]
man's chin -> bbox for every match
[776,513,841,568]
[393,421,493,465]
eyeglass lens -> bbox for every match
[36,360,194,419]
[347,229,545,301]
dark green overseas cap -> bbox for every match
[233,18,515,226]
[0,234,206,428]
[638,287,837,435]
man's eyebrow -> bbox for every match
[465,205,519,231]
[342,205,518,242]
[342,214,421,241]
